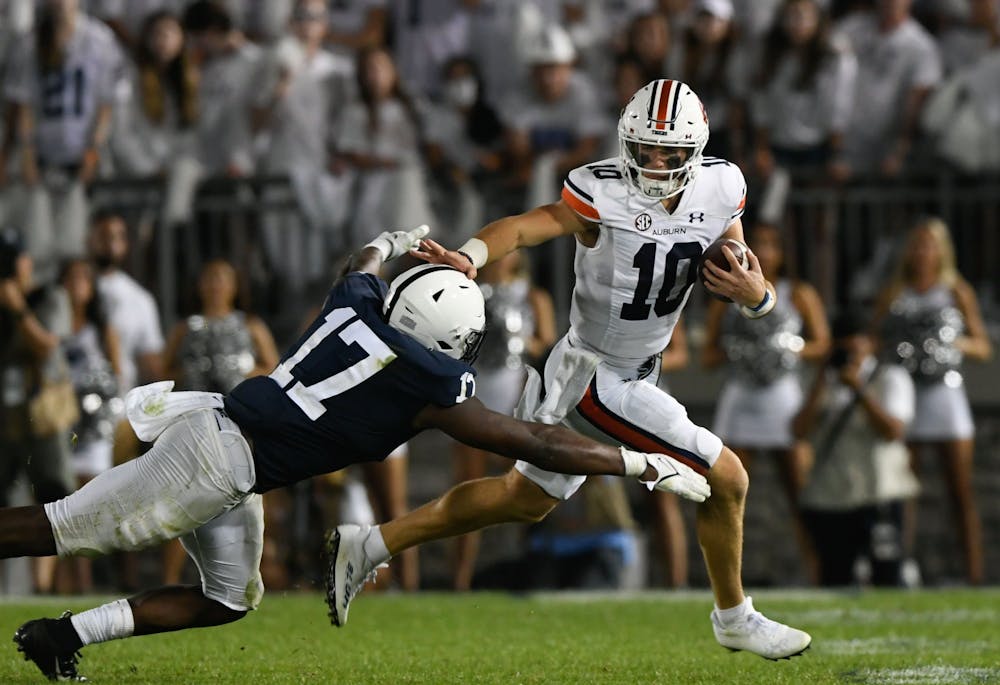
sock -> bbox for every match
[70,599,135,647]
[714,596,752,626]
[363,526,391,565]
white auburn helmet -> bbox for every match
[384,264,486,363]
[618,79,710,199]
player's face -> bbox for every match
[631,143,690,172]
[784,0,820,46]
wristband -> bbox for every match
[457,237,488,268]
[739,289,775,319]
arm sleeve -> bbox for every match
[561,165,601,222]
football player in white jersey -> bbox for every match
[329,80,812,660]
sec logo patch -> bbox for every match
[634,213,652,231]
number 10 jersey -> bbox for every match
[561,157,747,365]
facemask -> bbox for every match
[444,77,478,109]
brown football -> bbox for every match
[699,238,749,302]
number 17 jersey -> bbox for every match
[560,157,747,365]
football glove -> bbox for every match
[366,224,430,261]
[640,452,711,502]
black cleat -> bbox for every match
[13,611,87,682]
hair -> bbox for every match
[355,46,422,138]
[136,11,199,127]
[680,12,737,98]
[182,0,234,34]
[59,257,110,333]
[884,216,962,303]
[442,56,502,146]
[35,6,68,71]
[756,0,836,91]
[90,207,125,226]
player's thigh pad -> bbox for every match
[565,363,723,474]
[44,409,255,557]
[181,493,264,612]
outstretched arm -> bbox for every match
[410,200,592,279]
[416,398,710,502]
[339,224,432,278]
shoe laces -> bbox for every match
[346,561,388,604]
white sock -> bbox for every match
[714,596,752,626]
[70,599,135,647]
[363,526,391,565]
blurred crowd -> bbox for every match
[1,0,998,594]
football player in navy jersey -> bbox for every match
[0,226,709,682]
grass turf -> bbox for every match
[1,589,998,684]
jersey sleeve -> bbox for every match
[405,363,476,408]
[326,272,388,310]
[561,165,602,223]
[717,162,747,223]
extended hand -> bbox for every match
[410,238,477,279]
[702,246,768,308]
[369,224,430,261]
[639,452,711,502]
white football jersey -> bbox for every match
[561,156,746,365]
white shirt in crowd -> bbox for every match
[97,270,164,394]
[3,13,122,166]
[254,37,353,174]
[750,37,858,149]
[801,358,918,511]
[835,12,942,171]
[498,71,605,149]
[389,0,470,97]
[195,42,261,174]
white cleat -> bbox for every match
[711,597,812,660]
[323,524,385,627]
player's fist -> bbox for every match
[368,224,430,261]
[640,452,711,502]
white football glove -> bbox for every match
[638,452,711,503]
[366,224,430,261]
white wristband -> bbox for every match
[739,289,776,319]
[457,237,488,268]
[364,237,392,260]
[620,446,647,477]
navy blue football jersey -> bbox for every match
[225,272,476,492]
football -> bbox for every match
[699,238,750,302]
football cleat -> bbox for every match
[324,524,386,627]
[711,597,811,660]
[13,611,87,681]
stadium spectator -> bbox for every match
[703,224,830,582]
[388,0,470,99]
[423,55,505,240]
[622,11,673,84]
[749,0,857,182]
[873,217,992,585]
[1,0,122,275]
[325,0,387,59]
[110,10,198,178]
[87,0,187,50]
[498,24,604,209]
[935,0,1000,75]
[334,45,435,246]
[833,0,942,178]
[0,228,702,682]
[561,0,657,86]
[795,309,919,587]
[451,250,556,591]
[0,228,76,593]
[160,258,279,586]
[395,78,813,659]
[669,0,746,162]
[56,256,121,594]
[253,0,354,293]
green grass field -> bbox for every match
[1,589,998,684]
